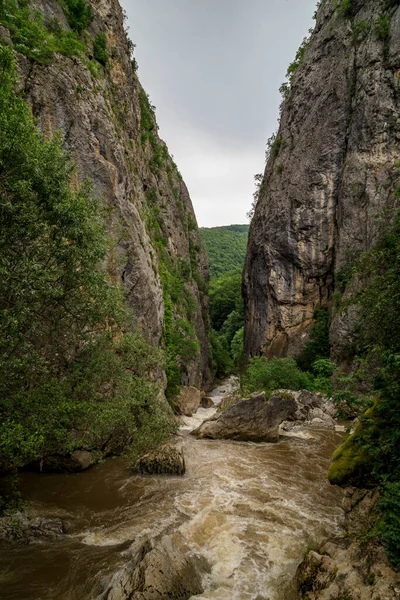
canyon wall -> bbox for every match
[1,0,211,389]
[244,0,400,361]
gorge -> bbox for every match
[1,0,400,598]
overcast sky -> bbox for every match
[121,0,318,227]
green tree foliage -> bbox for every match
[241,357,312,396]
[208,270,244,377]
[210,330,233,379]
[201,225,248,377]
[61,0,93,34]
[93,32,108,66]
[209,270,243,331]
[296,308,331,372]
[328,212,400,567]
[0,47,174,478]
[200,225,249,280]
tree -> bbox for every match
[0,47,174,477]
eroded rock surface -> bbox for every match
[102,536,209,600]
[244,0,400,362]
[280,390,337,429]
[0,513,65,544]
[200,396,215,409]
[296,488,400,599]
[134,443,185,476]
[192,391,297,442]
[171,386,202,417]
[2,0,211,391]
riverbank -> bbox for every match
[1,380,345,600]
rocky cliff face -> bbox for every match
[244,0,400,360]
[1,0,211,389]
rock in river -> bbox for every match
[191,392,297,442]
[171,386,201,416]
[133,443,185,476]
[102,536,209,600]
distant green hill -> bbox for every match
[200,224,249,280]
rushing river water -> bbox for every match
[1,380,345,600]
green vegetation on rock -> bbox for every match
[0,47,175,499]
[200,225,249,281]
[328,211,400,568]
[138,89,204,397]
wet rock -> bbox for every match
[278,390,336,429]
[217,393,241,413]
[134,443,185,476]
[102,536,209,600]
[200,396,215,409]
[171,386,201,416]
[0,512,65,544]
[192,392,297,442]
[296,485,399,599]
[296,541,399,600]
[38,449,93,473]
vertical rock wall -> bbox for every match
[244,0,400,361]
[2,0,211,388]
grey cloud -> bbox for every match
[121,0,318,226]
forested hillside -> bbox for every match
[200,224,249,280]
[200,225,249,377]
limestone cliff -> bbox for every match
[0,0,211,390]
[244,0,400,360]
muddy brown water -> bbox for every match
[0,381,345,600]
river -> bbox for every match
[0,380,345,600]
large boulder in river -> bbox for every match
[133,443,185,476]
[191,392,297,442]
[277,389,336,429]
[171,386,201,416]
[31,449,94,473]
[102,536,209,600]
[200,396,215,408]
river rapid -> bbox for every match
[0,379,345,600]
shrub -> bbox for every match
[374,14,390,59]
[231,326,244,368]
[61,0,93,34]
[328,211,400,567]
[336,0,354,17]
[379,482,400,569]
[93,32,108,66]
[241,357,312,395]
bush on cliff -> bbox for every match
[0,47,174,481]
[328,210,400,568]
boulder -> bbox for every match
[276,390,336,429]
[133,443,185,476]
[191,392,297,443]
[38,449,93,473]
[102,536,209,600]
[217,393,240,413]
[200,396,215,409]
[0,513,65,544]
[171,386,201,416]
